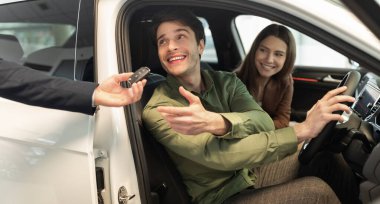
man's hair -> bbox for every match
[151,8,205,47]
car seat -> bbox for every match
[135,73,192,204]
[0,34,24,63]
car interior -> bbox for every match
[0,0,95,82]
[121,3,380,204]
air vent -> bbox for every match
[369,99,380,116]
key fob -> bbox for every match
[127,66,150,87]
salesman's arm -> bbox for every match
[0,59,146,115]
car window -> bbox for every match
[235,15,356,69]
[0,0,94,81]
[199,17,218,64]
[0,23,75,57]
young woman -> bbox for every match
[235,24,296,128]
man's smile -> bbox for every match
[167,55,187,64]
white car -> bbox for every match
[0,0,380,203]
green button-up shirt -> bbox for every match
[142,70,298,204]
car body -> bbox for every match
[0,0,380,203]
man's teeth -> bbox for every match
[169,56,185,61]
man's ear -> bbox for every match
[198,39,205,55]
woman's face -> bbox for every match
[254,35,287,78]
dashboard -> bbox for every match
[352,73,380,143]
[332,72,380,186]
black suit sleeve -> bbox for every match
[0,59,97,115]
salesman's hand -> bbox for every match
[93,73,146,107]
[157,86,230,135]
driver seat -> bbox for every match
[136,73,192,204]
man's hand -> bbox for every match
[93,73,147,107]
[293,86,355,142]
[157,86,230,135]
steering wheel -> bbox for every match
[298,71,361,165]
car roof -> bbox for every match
[341,0,380,40]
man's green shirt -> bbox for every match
[142,70,298,204]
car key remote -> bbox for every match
[127,66,151,87]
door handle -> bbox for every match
[322,75,342,83]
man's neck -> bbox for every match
[177,70,203,94]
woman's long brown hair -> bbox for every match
[235,24,296,97]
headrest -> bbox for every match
[0,34,24,61]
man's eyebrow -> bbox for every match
[176,28,190,34]
[157,28,191,41]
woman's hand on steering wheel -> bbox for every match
[298,71,360,164]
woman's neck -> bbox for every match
[257,76,270,87]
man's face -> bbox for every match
[156,21,204,78]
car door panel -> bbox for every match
[291,66,355,122]
[0,99,96,204]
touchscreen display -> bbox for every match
[353,84,380,118]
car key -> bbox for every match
[127,66,151,87]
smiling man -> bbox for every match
[142,9,358,204]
